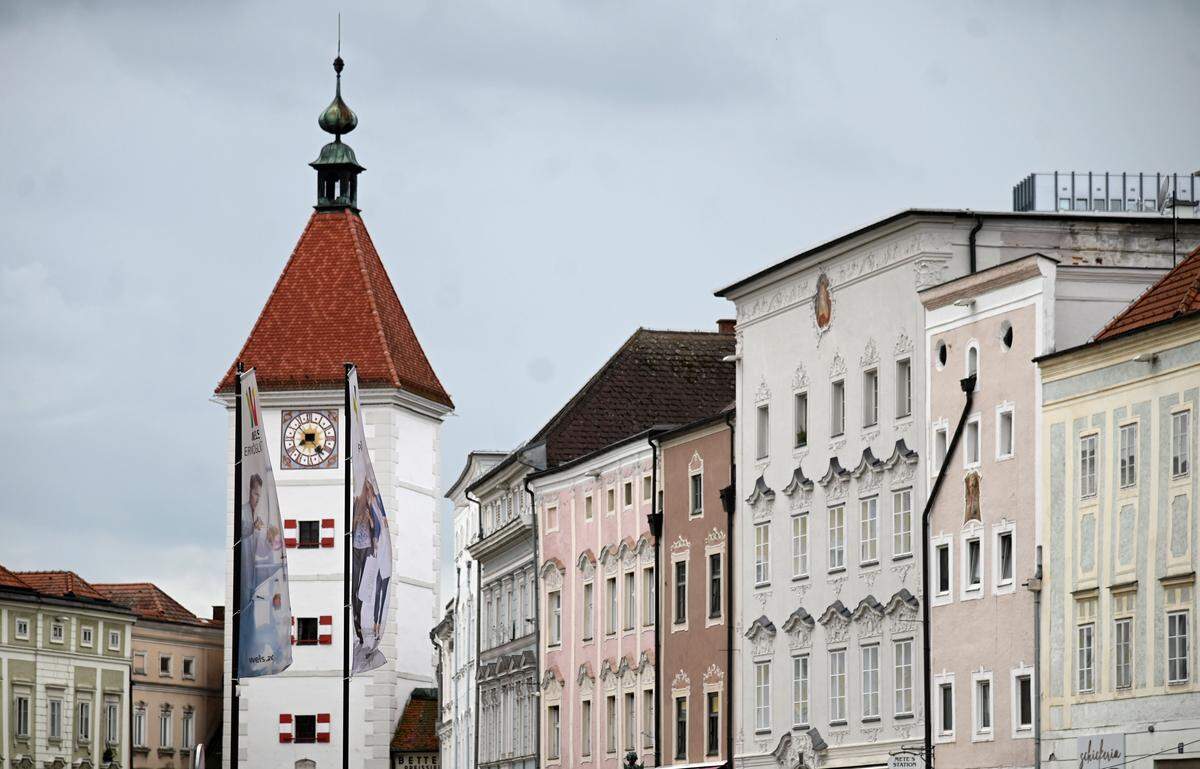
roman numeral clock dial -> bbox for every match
[281,409,339,470]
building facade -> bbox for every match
[0,567,134,769]
[1037,248,1200,768]
[715,209,1200,769]
[217,53,453,769]
[95,583,224,768]
[658,414,734,769]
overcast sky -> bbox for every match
[1,1,1197,615]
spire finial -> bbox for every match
[318,16,357,138]
[311,17,365,212]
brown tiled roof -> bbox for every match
[16,571,108,602]
[216,209,452,408]
[1094,245,1200,341]
[533,328,735,467]
[391,688,439,753]
[93,583,211,626]
[0,566,32,591]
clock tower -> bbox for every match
[215,53,453,769]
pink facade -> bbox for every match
[535,441,657,769]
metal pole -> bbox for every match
[344,363,354,769]
[231,361,244,769]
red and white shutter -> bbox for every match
[283,519,298,548]
[278,713,293,743]
[317,713,331,743]
[321,518,335,548]
[319,615,333,645]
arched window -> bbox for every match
[966,343,979,387]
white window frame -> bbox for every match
[932,536,954,605]
[106,699,120,745]
[1077,622,1096,693]
[1114,617,1133,690]
[1080,433,1098,499]
[584,493,594,521]
[182,656,196,680]
[623,570,636,632]
[79,699,93,743]
[1119,422,1138,489]
[80,626,94,648]
[689,471,704,518]
[893,488,913,558]
[794,391,808,448]
[792,654,809,727]
[14,693,30,738]
[1172,408,1191,478]
[859,497,878,565]
[754,522,771,586]
[1168,610,1190,685]
[754,661,771,732]
[971,671,994,742]
[108,629,121,650]
[861,644,880,720]
[134,705,147,747]
[14,617,29,640]
[181,709,194,749]
[547,589,562,646]
[581,698,593,758]
[672,556,688,630]
[672,694,687,760]
[791,512,809,579]
[51,621,65,644]
[49,696,63,740]
[932,421,949,477]
[828,505,845,572]
[642,566,656,627]
[895,357,912,419]
[934,673,955,743]
[623,481,633,509]
[962,533,983,599]
[996,403,1015,460]
[1011,666,1034,738]
[862,367,879,428]
[756,404,770,460]
[546,504,559,532]
[964,414,981,469]
[831,379,846,437]
[582,580,595,641]
[993,522,1016,596]
[606,695,617,754]
[706,549,724,622]
[547,704,560,760]
[894,639,914,717]
[966,340,980,385]
[606,575,618,635]
[828,649,847,724]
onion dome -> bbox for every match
[318,56,358,137]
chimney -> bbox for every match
[212,605,225,622]
[717,318,736,335]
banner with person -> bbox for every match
[348,367,392,673]
[237,368,293,677]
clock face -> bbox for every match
[281,410,339,470]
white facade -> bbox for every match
[222,387,449,769]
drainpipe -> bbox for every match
[722,409,737,769]
[920,374,976,769]
[1026,547,1044,769]
[646,431,663,769]
[467,490,483,769]
[524,474,541,769]
[968,215,983,274]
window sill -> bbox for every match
[754,729,772,735]
[828,720,847,727]
[792,724,810,731]
[895,712,914,720]
[827,567,846,575]
[860,560,880,568]
[133,747,151,755]
[892,552,913,562]
[755,582,772,589]
[792,574,810,582]
[861,716,881,723]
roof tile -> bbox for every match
[93,582,211,626]
[391,688,439,753]
[1094,245,1200,341]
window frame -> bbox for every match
[756,404,770,460]
[895,357,912,419]
[859,496,878,565]
[791,512,809,579]
[707,551,723,620]
[673,560,688,626]
[894,639,914,717]
[794,391,808,448]
[754,522,771,586]
[1168,610,1190,685]
[892,488,913,558]
[861,644,880,721]
[754,661,771,732]
[689,471,704,518]
[996,404,1015,460]
[1172,408,1191,478]
[1114,617,1133,690]
[831,379,846,437]
[792,654,810,728]
[972,672,994,742]
[964,414,981,469]
[1077,622,1096,693]
[828,505,845,572]
[828,649,847,724]
[1080,433,1098,499]
[862,367,879,428]
[1119,422,1138,489]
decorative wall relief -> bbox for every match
[830,352,847,379]
[894,332,913,358]
[860,338,879,369]
[792,363,810,391]
[745,615,778,658]
[965,472,981,522]
[782,607,815,651]
[914,257,950,290]
[755,376,772,405]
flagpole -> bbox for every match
[343,362,354,769]
[230,361,244,769]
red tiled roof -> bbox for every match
[391,688,439,753]
[16,571,108,602]
[0,566,32,591]
[93,582,211,626]
[1094,245,1200,341]
[216,209,453,408]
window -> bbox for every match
[1001,322,1014,350]
[1168,611,1190,684]
[894,640,913,715]
[792,655,809,726]
[106,701,119,744]
[674,697,687,760]
[998,408,1014,458]
[1119,423,1138,488]
[109,629,121,650]
[1015,674,1032,730]
[965,417,980,467]
[893,490,912,557]
[643,567,656,626]
[582,700,592,757]
[967,345,979,380]
[546,505,558,531]
[625,692,636,750]
[791,513,809,578]
[861,645,879,719]
[975,678,992,734]
[296,618,319,645]
[863,368,879,427]
[997,531,1014,585]
[623,572,635,631]
[14,617,29,640]
[708,552,723,619]
[606,577,618,634]
[939,683,954,734]
[81,626,94,647]
[582,582,594,640]
[50,698,63,739]
[896,358,912,418]
[134,707,147,747]
[934,426,949,471]
[51,621,65,643]
[936,340,948,368]
[828,506,845,570]
[1080,434,1098,498]
[134,651,147,675]
[623,482,633,508]
[754,662,771,731]
[1173,410,1191,477]
[756,405,770,459]
[754,523,771,585]
[1115,618,1133,689]
[706,692,720,756]
[548,590,562,645]
[860,497,878,564]
[965,538,982,590]
[794,392,808,447]
[159,707,172,747]
[79,700,92,742]
[674,561,687,624]
[547,705,560,759]
[181,710,194,749]
[643,475,652,503]
[937,543,951,594]
[831,380,845,436]
[690,472,703,517]
[585,494,594,521]
[643,691,655,749]
[607,696,617,753]
[295,714,316,743]
[1077,623,1095,692]
[829,650,846,723]
[15,695,29,737]
[607,488,615,513]
[160,654,174,675]
[298,519,320,547]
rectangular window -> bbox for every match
[706,691,720,756]
[794,392,808,447]
[643,567,656,626]
[298,519,320,547]
[756,404,770,459]
[674,561,687,624]
[860,497,878,564]
[607,488,615,513]
[792,655,809,726]
[160,654,173,675]
[792,513,809,578]
[643,475,652,503]
[1080,435,1097,498]
[966,538,981,589]
[893,489,912,557]
[1119,423,1138,488]
[625,692,636,751]
[998,409,1014,458]
[894,640,913,715]
[937,544,951,594]
[1115,618,1133,689]
[1168,611,1190,684]
[106,701,119,744]
[896,358,912,418]
[644,691,655,749]
[50,698,63,739]
[607,696,617,753]
[754,523,771,585]
[829,650,846,723]
[295,714,316,744]
[182,657,196,679]
[1077,623,1095,692]
[861,645,879,719]
[296,617,319,645]
[15,695,29,737]
[181,710,193,749]
[754,662,771,731]
[14,618,29,640]
[828,506,845,570]
[51,622,64,643]
[546,505,558,531]
[709,552,723,619]
[81,626,94,647]
[585,494,594,521]
[79,700,92,742]
[831,380,845,436]
[624,572,636,631]
[134,708,146,747]
[582,582,594,640]
[939,683,953,734]
[934,427,948,471]
[674,696,687,760]
[607,577,618,634]
[548,705,560,760]
[548,590,562,645]
[998,531,1014,585]
[965,417,980,466]
[1173,411,1191,477]
[623,482,633,508]
[863,368,879,427]
[976,679,992,733]
[690,473,703,516]
[1016,674,1032,729]
[582,700,592,757]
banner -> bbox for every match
[348,367,392,673]
[237,369,293,677]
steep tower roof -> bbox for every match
[1094,244,1200,341]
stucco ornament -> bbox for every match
[753,589,773,609]
[672,669,691,693]
[782,606,815,651]
[705,527,726,546]
[541,560,564,590]
[965,471,982,521]
[755,376,772,405]
[860,338,879,368]
[747,475,776,520]
[862,727,882,744]
[745,615,778,658]
[829,351,846,379]
[671,534,691,553]
[783,465,814,510]
[772,731,819,769]
[818,601,851,644]
[894,332,913,357]
[914,257,949,289]
[791,363,810,391]
[852,595,885,639]
[702,663,725,686]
